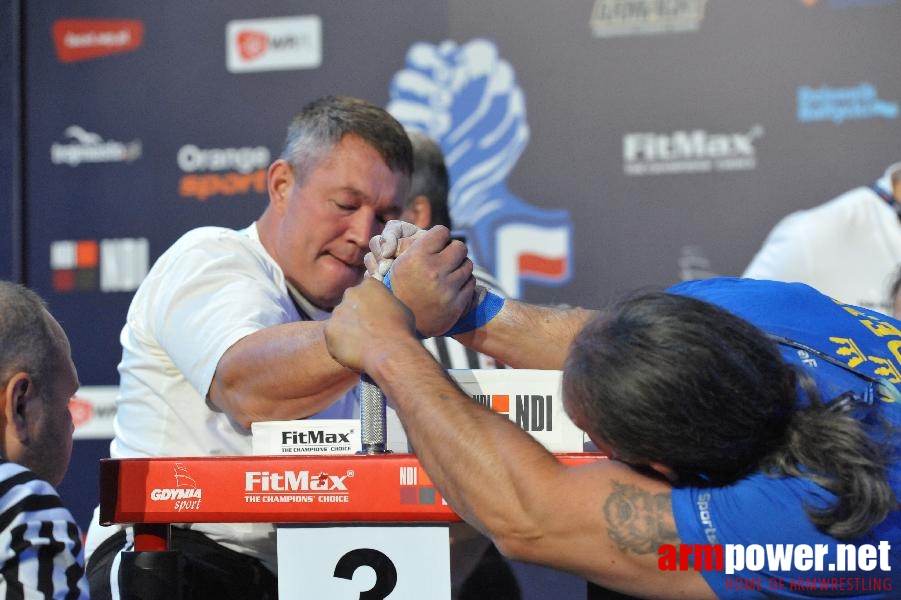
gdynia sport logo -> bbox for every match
[658,541,892,592]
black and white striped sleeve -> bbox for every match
[0,462,89,599]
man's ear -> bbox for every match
[267,159,295,213]
[4,373,33,444]
[407,196,433,229]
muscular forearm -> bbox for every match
[367,337,566,546]
[209,321,359,428]
[453,300,595,369]
[373,347,712,597]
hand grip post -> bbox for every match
[359,374,388,454]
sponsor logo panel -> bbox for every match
[590,0,708,38]
[71,386,117,439]
[51,238,149,293]
[243,469,354,505]
[473,393,554,432]
[52,19,144,63]
[51,126,142,167]
[622,125,764,176]
[177,144,270,201]
[226,16,322,73]
[149,463,203,512]
[451,370,585,452]
[797,82,899,124]
[399,466,441,505]
[251,420,360,455]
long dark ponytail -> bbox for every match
[762,369,897,539]
[563,292,897,539]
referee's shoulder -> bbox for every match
[0,460,69,516]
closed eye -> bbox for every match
[330,198,359,213]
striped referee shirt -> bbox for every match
[0,461,88,599]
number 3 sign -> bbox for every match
[277,525,451,599]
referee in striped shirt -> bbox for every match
[0,282,88,598]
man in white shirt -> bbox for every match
[84,96,474,600]
[744,161,901,314]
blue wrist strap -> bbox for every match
[383,269,505,337]
[444,289,505,336]
[382,269,395,292]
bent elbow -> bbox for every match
[207,367,254,430]
[491,529,544,564]
[481,515,546,564]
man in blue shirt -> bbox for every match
[324,224,900,599]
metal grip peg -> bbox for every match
[359,374,388,454]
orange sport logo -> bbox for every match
[177,144,270,201]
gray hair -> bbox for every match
[0,281,58,388]
[280,96,413,186]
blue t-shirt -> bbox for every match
[668,278,901,598]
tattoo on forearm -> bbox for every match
[603,481,679,554]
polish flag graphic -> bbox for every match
[496,222,571,297]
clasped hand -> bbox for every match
[325,222,478,372]
[367,222,477,337]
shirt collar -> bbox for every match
[243,221,331,321]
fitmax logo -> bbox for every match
[623,126,763,176]
[245,471,349,492]
[280,431,351,445]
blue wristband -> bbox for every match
[382,269,504,337]
[444,289,505,336]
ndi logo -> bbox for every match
[797,83,899,124]
[473,393,554,432]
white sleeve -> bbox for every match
[742,212,814,282]
[140,230,296,399]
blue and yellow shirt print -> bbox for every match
[667,277,901,598]
[671,277,901,406]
